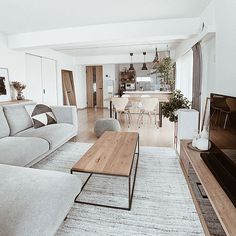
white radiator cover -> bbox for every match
[176,109,199,153]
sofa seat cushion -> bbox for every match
[15,123,76,149]
[0,137,49,167]
[0,106,10,138]
[0,164,82,236]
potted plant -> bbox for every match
[162,90,191,122]
[11,81,26,100]
[152,57,175,91]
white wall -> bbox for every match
[201,36,216,108]
[103,64,117,107]
[176,0,236,98]
[215,0,236,96]
[0,34,77,105]
[175,0,216,60]
[75,65,87,108]
[26,49,76,106]
[0,34,25,100]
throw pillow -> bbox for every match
[25,104,57,128]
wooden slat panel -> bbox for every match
[72,131,138,176]
[86,66,94,107]
[96,66,103,108]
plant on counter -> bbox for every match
[152,57,175,91]
[162,90,191,122]
[11,81,26,100]
[120,68,136,83]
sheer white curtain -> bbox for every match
[175,50,193,102]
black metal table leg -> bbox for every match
[128,135,139,210]
[159,102,163,127]
[109,100,112,118]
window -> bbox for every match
[136,76,151,82]
[175,50,193,102]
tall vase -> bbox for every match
[17,91,23,100]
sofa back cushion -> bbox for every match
[0,106,10,138]
[3,104,33,136]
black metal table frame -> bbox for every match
[71,135,139,211]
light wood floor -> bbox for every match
[75,108,174,147]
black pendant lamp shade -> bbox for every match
[142,52,148,70]
[129,53,135,71]
[153,48,159,64]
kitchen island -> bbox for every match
[123,90,172,101]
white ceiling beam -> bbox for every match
[75,51,172,65]
[8,18,200,50]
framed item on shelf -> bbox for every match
[0,68,11,101]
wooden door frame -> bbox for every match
[61,69,77,106]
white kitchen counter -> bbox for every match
[123,91,172,101]
[124,90,172,95]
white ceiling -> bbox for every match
[0,0,211,34]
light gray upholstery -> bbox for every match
[15,123,76,149]
[3,104,33,136]
[0,106,10,138]
[0,164,82,236]
[0,104,80,236]
[0,137,49,167]
[94,118,121,137]
[51,105,78,132]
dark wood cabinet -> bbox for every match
[180,140,236,236]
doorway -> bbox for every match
[86,66,103,108]
[61,70,77,106]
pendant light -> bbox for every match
[153,48,159,64]
[129,53,135,71]
[142,52,148,70]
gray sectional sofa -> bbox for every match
[0,103,82,236]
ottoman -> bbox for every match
[94,118,121,138]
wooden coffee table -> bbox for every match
[71,131,139,210]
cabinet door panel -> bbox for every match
[42,58,58,105]
[26,54,43,103]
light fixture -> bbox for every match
[129,53,135,71]
[153,48,159,64]
[142,52,148,70]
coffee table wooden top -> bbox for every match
[71,131,139,176]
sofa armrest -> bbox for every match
[50,106,78,132]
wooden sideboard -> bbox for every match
[0,99,32,105]
[180,140,236,236]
